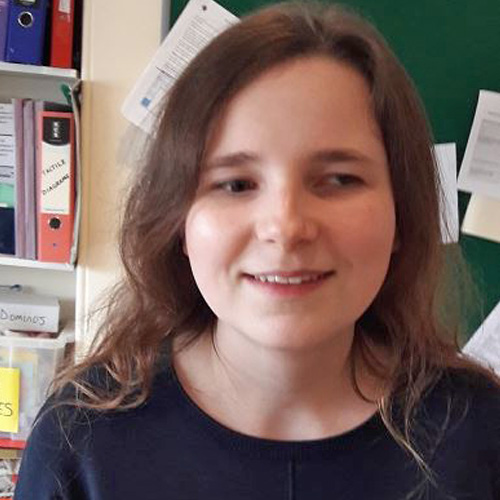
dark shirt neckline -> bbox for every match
[160,359,387,460]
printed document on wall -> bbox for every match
[463,300,500,375]
[122,0,238,134]
[434,143,459,243]
[457,90,500,201]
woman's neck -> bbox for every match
[173,324,387,441]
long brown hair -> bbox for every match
[53,0,495,482]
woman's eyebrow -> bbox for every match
[205,148,373,170]
[205,151,259,170]
[309,148,373,165]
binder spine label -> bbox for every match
[41,116,71,215]
[59,0,71,14]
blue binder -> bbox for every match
[0,0,9,61]
[5,0,49,65]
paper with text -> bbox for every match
[122,0,238,134]
[463,300,500,375]
[0,103,15,191]
[434,143,459,243]
[0,103,15,211]
[0,367,20,433]
[458,90,500,201]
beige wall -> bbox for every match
[76,0,163,354]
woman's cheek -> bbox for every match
[185,202,236,283]
[338,198,396,262]
[185,203,221,253]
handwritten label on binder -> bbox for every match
[0,368,20,433]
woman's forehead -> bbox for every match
[203,56,384,167]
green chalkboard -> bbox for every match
[171,0,500,335]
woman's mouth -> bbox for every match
[242,271,334,296]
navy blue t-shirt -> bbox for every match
[14,365,500,499]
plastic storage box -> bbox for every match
[0,324,74,447]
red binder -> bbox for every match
[37,110,75,263]
[50,0,75,68]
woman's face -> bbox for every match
[184,56,397,353]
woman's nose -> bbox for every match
[254,188,319,250]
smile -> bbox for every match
[246,271,334,285]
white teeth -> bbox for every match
[253,274,325,284]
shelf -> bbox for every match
[0,62,78,81]
[0,255,74,271]
[0,62,79,104]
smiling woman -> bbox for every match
[14,2,500,500]
[184,56,396,357]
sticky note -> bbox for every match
[0,367,20,433]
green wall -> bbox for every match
[171,0,500,336]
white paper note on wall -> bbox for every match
[434,143,459,243]
[458,90,500,201]
[463,300,500,375]
[121,0,238,134]
[462,194,500,244]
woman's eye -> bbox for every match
[313,174,363,195]
[325,174,362,186]
[215,179,256,193]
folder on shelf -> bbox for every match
[5,0,49,65]
[36,107,75,263]
[0,0,9,61]
[0,103,15,256]
[12,99,25,259]
[23,100,36,260]
[50,0,75,69]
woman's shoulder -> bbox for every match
[29,361,178,453]
[431,366,500,405]
[420,366,500,441]
[39,360,177,423]
[15,362,178,498]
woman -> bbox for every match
[15,2,500,499]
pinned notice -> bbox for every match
[434,143,459,243]
[457,90,500,201]
[463,300,500,375]
[0,368,20,433]
[121,0,238,134]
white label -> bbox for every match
[41,142,71,214]
[0,104,14,136]
[0,136,15,174]
[58,0,71,15]
[0,104,15,187]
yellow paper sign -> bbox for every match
[0,368,20,433]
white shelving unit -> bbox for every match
[0,255,74,271]
[0,62,78,104]
[1,0,165,355]
[0,61,77,79]
[0,61,79,329]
